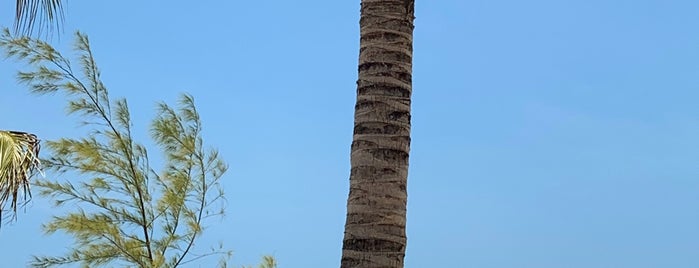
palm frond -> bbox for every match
[14,0,64,37]
[0,130,41,225]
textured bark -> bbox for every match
[341,1,414,267]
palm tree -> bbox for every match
[0,130,41,224]
[0,1,62,226]
[12,0,64,36]
[341,1,415,267]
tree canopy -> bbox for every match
[1,28,274,268]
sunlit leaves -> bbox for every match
[1,29,231,267]
[0,130,41,225]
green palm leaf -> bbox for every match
[0,130,41,224]
[14,0,64,36]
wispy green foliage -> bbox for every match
[0,28,247,267]
[255,256,278,268]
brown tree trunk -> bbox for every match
[341,1,414,267]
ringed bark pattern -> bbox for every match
[342,0,414,267]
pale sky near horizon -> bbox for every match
[1,1,699,267]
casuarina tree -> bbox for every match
[0,29,275,268]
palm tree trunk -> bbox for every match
[341,1,415,267]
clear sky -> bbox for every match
[1,1,698,267]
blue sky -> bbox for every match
[1,0,699,267]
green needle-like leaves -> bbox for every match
[0,29,242,267]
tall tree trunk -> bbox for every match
[341,1,414,267]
